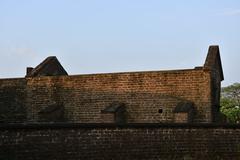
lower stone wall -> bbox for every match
[0,123,240,160]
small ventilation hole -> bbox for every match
[158,109,163,113]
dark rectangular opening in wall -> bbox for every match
[158,109,163,113]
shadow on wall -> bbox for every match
[0,87,26,123]
[42,89,200,124]
[0,86,200,124]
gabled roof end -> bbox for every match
[26,56,68,77]
[204,45,224,81]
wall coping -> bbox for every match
[0,123,240,130]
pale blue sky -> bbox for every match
[0,0,240,86]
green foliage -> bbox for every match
[220,98,240,123]
[220,83,240,123]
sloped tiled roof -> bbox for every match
[101,102,125,113]
[173,102,194,113]
[26,56,68,77]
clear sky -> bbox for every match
[0,0,240,86]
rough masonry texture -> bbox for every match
[0,46,224,124]
[1,124,240,160]
[1,45,236,160]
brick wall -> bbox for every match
[26,69,212,123]
[0,68,213,123]
[204,45,224,122]
[0,78,26,122]
[0,123,240,160]
[210,59,223,122]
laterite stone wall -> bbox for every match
[0,78,27,122]
[0,69,213,123]
[0,124,239,160]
